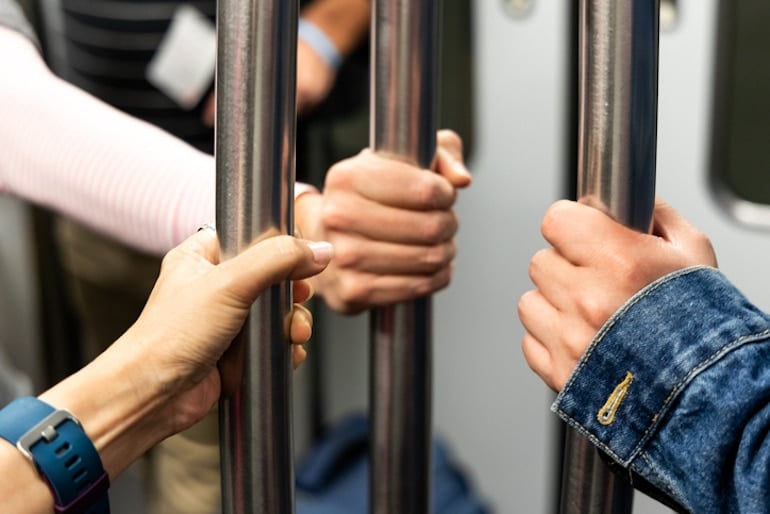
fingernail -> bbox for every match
[453,159,471,178]
[307,241,333,264]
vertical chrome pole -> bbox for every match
[215,1,298,513]
[369,1,440,513]
[577,0,659,231]
[560,1,659,513]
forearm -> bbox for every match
[301,0,370,57]
[0,27,215,256]
[1,27,319,255]
[37,336,172,482]
[0,331,172,513]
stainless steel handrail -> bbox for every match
[369,1,441,513]
[215,1,299,513]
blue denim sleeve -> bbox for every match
[552,266,770,513]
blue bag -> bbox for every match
[296,414,490,514]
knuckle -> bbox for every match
[540,212,557,240]
[333,240,362,269]
[336,274,369,305]
[417,269,451,297]
[449,211,459,234]
[541,200,571,239]
[324,158,357,189]
[414,174,444,208]
[692,232,717,263]
[562,330,590,362]
[521,334,541,367]
[420,243,453,270]
[575,292,610,331]
[420,216,443,242]
[603,251,646,294]
[421,213,455,243]
[528,249,548,282]
[320,201,349,231]
[517,290,536,320]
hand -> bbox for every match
[295,130,471,314]
[123,228,332,433]
[296,39,338,115]
[519,198,717,391]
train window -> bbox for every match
[711,0,770,227]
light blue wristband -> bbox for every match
[298,19,343,71]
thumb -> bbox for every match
[217,236,333,304]
[434,130,471,188]
[435,147,472,188]
[652,198,718,266]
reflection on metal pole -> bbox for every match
[215,1,298,513]
[369,1,441,513]
[576,0,659,231]
[560,1,659,513]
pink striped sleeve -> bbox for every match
[0,27,323,255]
[0,27,215,255]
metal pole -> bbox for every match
[576,0,659,230]
[215,1,298,513]
[559,1,659,513]
[369,1,441,513]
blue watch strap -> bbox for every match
[0,397,110,514]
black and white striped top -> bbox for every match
[54,0,217,153]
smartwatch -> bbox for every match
[0,397,110,513]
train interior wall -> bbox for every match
[317,1,770,512]
[2,1,769,512]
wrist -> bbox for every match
[298,19,342,70]
[38,334,174,479]
[0,397,110,513]
[300,0,370,58]
[0,439,50,513]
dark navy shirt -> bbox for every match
[56,0,217,152]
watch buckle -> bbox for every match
[16,409,79,460]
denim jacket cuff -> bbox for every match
[552,266,770,466]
